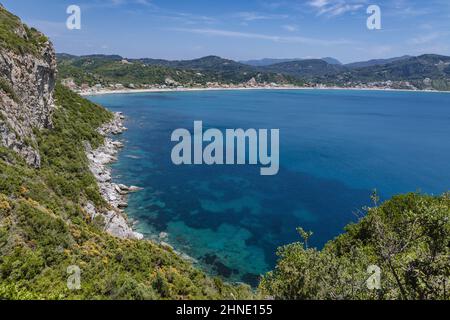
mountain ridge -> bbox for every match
[345,55,413,69]
[57,53,450,91]
[240,57,342,66]
[57,53,298,87]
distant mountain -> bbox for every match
[57,53,123,62]
[240,58,303,67]
[57,54,297,86]
[321,57,342,65]
[346,55,412,69]
[341,54,450,82]
[240,57,342,67]
[256,54,450,90]
[260,59,345,79]
[140,55,253,73]
[56,53,450,91]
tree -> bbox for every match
[259,193,450,300]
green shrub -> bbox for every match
[0,7,48,56]
[0,77,18,102]
[259,193,450,300]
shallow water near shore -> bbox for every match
[87,89,450,286]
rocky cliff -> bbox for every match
[0,6,142,241]
[0,5,56,167]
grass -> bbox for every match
[0,77,18,102]
[0,6,48,56]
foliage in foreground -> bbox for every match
[259,193,450,300]
[0,84,252,300]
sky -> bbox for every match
[2,0,450,63]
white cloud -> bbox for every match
[110,0,152,6]
[355,44,394,58]
[233,11,288,21]
[81,0,156,10]
[308,0,366,17]
[24,19,67,38]
[409,32,441,45]
[309,0,329,9]
[282,24,299,32]
[170,27,353,46]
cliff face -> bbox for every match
[0,6,56,167]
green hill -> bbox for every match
[57,54,204,87]
[59,52,450,91]
[0,6,48,56]
[57,54,298,87]
[260,54,450,90]
[345,56,412,69]
[260,59,346,79]
[341,54,450,89]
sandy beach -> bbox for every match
[80,85,450,96]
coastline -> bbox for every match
[85,112,144,240]
[83,111,202,265]
[80,84,450,241]
[84,111,199,264]
[79,85,450,96]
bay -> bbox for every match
[87,89,450,286]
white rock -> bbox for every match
[160,242,174,250]
[133,232,144,240]
[159,232,168,240]
[118,202,128,209]
[84,112,144,241]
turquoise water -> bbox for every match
[88,89,450,285]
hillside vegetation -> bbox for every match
[57,54,297,87]
[58,53,450,91]
[0,6,48,56]
[0,84,252,299]
[259,54,450,90]
[260,193,450,300]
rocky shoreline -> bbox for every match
[79,86,450,97]
[84,112,144,240]
[84,112,198,263]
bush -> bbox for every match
[259,193,450,300]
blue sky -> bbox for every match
[3,0,450,63]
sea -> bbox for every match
[87,89,450,286]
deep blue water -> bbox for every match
[87,89,450,285]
